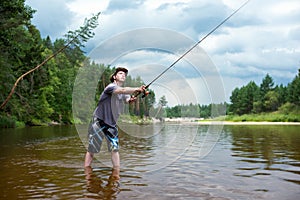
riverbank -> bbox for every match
[2,115,300,129]
[196,121,300,125]
[163,117,300,125]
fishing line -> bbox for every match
[139,0,251,97]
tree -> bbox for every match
[143,88,155,117]
[287,69,300,106]
[166,105,181,118]
[237,85,251,115]
[229,81,259,115]
[181,103,200,117]
[227,71,299,117]
[260,74,274,95]
[0,0,44,123]
[199,104,211,118]
[229,87,240,114]
[245,81,260,113]
[264,90,279,112]
[159,95,168,107]
[0,0,101,126]
[0,10,101,110]
[260,74,275,112]
[275,84,288,107]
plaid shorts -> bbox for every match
[87,118,119,153]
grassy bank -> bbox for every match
[225,113,300,122]
[2,111,299,129]
[0,115,25,128]
[119,114,153,125]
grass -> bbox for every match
[0,115,25,128]
[225,113,300,122]
[119,114,153,124]
[224,103,300,122]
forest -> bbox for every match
[0,0,155,128]
[164,71,300,122]
[1,1,299,128]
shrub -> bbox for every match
[0,115,16,128]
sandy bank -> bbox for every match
[195,121,300,125]
[163,118,300,125]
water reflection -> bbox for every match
[1,124,300,199]
[227,125,300,186]
[229,125,300,165]
[85,166,120,199]
[84,124,200,172]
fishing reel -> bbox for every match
[142,90,150,98]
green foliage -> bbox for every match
[1,1,299,126]
[72,64,156,123]
[0,0,46,124]
[72,62,107,123]
[260,74,274,96]
[0,1,101,127]
[199,104,211,118]
[165,103,226,119]
[287,69,300,106]
[275,84,288,106]
[225,113,300,122]
[278,102,296,115]
[159,96,168,107]
[229,81,259,115]
[64,12,101,49]
[264,90,279,112]
[166,105,181,118]
[119,114,152,124]
[125,75,155,118]
[228,70,300,119]
[0,114,16,128]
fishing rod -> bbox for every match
[137,0,251,98]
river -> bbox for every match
[0,123,299,199]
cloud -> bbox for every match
[67,0,108,15]
[26,0,75,39]
[199,0,300,87]
[106,0,145,13]
[25,0,300,105]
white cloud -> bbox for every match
[270,1,300,16]
[67,0,109,15]
[26,0,75,39]
[25,0,300,105]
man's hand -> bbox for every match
[128,85,149,103]
[131,85,146,97]
[138,85,146,93]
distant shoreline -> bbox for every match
[194,121,300,125]
[163,118,300,125]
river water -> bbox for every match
[0,123,299,199]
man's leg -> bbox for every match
[111,151,120,169]
[111,166,120,180]
[84,151,94,167]
[85,118,105,168]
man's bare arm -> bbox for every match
[113,85,145,95]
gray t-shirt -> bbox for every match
[94,83,130,127]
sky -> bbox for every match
[25,0,300,106]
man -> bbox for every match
[84,67,146,171]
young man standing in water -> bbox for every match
[84,67,146,173]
